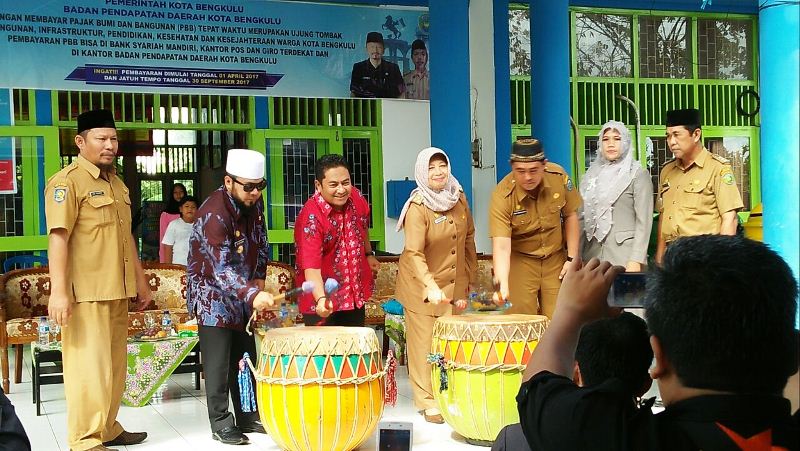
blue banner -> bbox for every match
[0,0,429,98]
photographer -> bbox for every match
[518,235,798,450]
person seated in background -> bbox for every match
[161,195,198,266]
[492,312,653,451]
[159,182,187,262]
[517,235,799,450]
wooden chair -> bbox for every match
[0,267,51,393]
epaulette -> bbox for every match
[710,153,730,165]
[544,162,566,175]
[410,192,424,205]
[661,158,676,168]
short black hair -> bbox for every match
[645,235,798,395]
[179,195,198,207]
[314,154,351,182]
[575,312,653,395]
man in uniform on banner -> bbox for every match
[187,148,275,446]
[655,108,744,264]
[488,138,582,318]
[46,109,151,451]
[402,39,430,100]
[350,31,404,98]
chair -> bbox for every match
[31,344,63,416]
[0,267,51,393]
[2,255,48,273]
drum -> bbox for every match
[430,314,548,446]
[255,326,385,451]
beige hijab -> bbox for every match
[396,147,462,231]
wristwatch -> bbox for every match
[365,250,376,257]
[566,256,574,262]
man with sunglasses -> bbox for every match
[187,148,274,446]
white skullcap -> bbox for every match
[226,148,265,180]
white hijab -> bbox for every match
[396,147,462,231]
[580,121,638,242]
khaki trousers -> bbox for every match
[507,251,565,318]
[404,308,448,412]
[62,299,127,451]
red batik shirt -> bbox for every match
[294,187,374,314]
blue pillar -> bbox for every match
[759,0,799,299]
[494,0,512,181]
[429,0,472,203]
[529,0,571,171]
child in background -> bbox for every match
[162,196,198,266]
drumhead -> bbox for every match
[432,314,549,342]
[261,326,380,356]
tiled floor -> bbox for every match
[7,342,487,451]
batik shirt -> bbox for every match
[187,187,268,330]
[294,187,374,314]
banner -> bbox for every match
[0,90,15,194]
[0,0,430,98]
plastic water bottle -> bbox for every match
[161,310,172,335]
[38,316,50,346]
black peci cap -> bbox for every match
[510,137,545,162]
[77,109,116,134]
[666,108,702,128]
[366,31,384,45]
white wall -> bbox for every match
[380,99,431,254]
[469,0,498,254]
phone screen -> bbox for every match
[379,428,411,451]
[607,272,647,308]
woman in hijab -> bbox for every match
[159,182,187,262]
[395,147,477,424]
[580,121,653,271]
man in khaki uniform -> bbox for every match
[489,138,582,317]
[46,110,152,451]
[655,109,744,264]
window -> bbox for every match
[575,13,633,77]
[509,8,531,76]
[639,16,692,78]
[697,19,752,79]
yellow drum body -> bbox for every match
[431,314,548,445]
[256,326,384,451]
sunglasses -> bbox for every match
[231,178,267,193]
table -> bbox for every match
[32,336,200,408]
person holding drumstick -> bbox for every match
[294,154,380,326]
[395,147,477,423]
[187,148,275,445]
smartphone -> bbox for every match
[377,421,413,451]
[607,272,647,308]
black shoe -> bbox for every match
[103,430,148,446]
[239,420,267,434]
[212,426,249,445]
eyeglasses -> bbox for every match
[231,178,267,193]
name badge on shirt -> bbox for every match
[234,238,245,253]
[434,215,447,224]
[512,209,527,216]
[89,190,105,197]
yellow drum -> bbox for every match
[430,314,548,446]
[255,326,385,451]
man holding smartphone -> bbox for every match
[517,235,798,450]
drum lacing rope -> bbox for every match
[440,362,527,372]
[241,351,398,404]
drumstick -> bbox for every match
[273,280,315,304]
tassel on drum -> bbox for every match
[238,352,257,413]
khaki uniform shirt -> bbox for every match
[44,155,137,302]
[489,163,582,258]
[402,69,430,100]
[396,193,477,316]
[658,148,744,242]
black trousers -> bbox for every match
[198,325,259,432]
[490,423,532,451]
[302,306,365,327]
